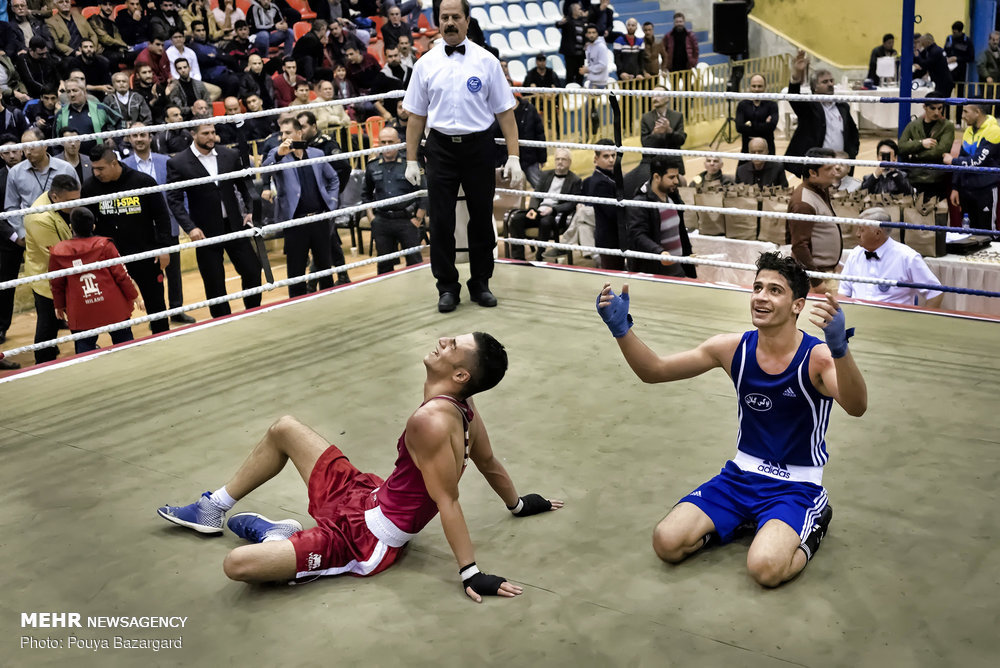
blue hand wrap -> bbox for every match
[597,289,633,338]
[823,308,855,359]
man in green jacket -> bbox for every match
[897,95,955,200]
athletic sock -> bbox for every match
[208,486,236,511]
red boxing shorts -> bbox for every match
[289,445,402,579]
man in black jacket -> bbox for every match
[584,138,622,270]
[116,0,151,46]
[16,36,61,98]
[914,34,954,97]
[292,18,328,82]
[83,145,173,334]
[735,137,789,188]
[735,74,779,157]
[860,139,912,195]
[166,123,263,319]
[507,148,581,261]
[626,157,696,278]
[785,50,858,177]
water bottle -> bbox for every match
[962,214,970,230]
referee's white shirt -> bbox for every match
[838,236,943,305]
[402,38,516,135]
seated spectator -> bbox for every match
[623,85,686,197]
[613,18,644,80]
[56,81,122,152]
[396,34,417,69]
[381,4,409,50]
[381,45,411,86]
[50,208,141,355]
[190,99,212,119]
[735,74,779,156]
[0,96,28,140]
[89,0,131,69]
[237,53,276,109]
[272,58,306,108]
[134,34,172,88]
[247,0,295,58]
[190,20,241,98]
[240,93,275,142]
[214,0,247,41]
[839,207,943,308]
[47,0,101,60]
[327,17,365,67]
[183,0,226,44]
[507,148,581,261]
[224,20,254,71]
[23,85,59,137]
[53,128,92,186]
[690,156,734,188]
[17,36,61,99]
[63,69,100,105]
[8,0,56,56]
[866,33,896,83]
[293,18,329,83]
[522,53,561,90]
[861,140,912,195]
[898,95,955,200]
[70,39,113,97]
[105,72,152,125]
[343,44,382,93]
[167,28,202,80]
[832,151,862,192]
[133,63,172,124]
[311,81,350,132]
[150,0,185,39]
[168,58,212,118]
[157,105,193,153]
[287,81,313,108]
[626,157,696,278]
[735,137,789,188]
[214,96,245,147]
[115,0,151,48]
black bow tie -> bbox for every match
[864,250,880,260]
[445,44,466,56]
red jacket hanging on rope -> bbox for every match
[48,236,139,332]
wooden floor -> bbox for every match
[2,264,997,667]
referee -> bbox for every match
[403,0,524,312]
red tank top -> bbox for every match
[374,395,474,535]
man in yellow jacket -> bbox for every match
[23,174,80,365]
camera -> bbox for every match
[291,140,308,150]
[879,152,892,161]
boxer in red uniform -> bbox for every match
[158,332,563,602]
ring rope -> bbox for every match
[0,190,425,291]
[0,245,424,361]
[4,90,406,154]
[501,238,1000,300]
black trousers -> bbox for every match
[0,240,24,334]
[507,210,558,260]
[913,181,952,202]
[425,129,497,296]
[128,257,169,334]
[959,187,998,231]
[564,55,585,85]
[372,216,422,274]
[73,327,134,354]
[195,237,262,318]
[32,292,59,364]
[165,236,183,309]
[286,218,334,298]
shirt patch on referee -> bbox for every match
[466,76,483,93]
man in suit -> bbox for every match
[785,50,858,177]
[262,116,343,297]
[623,86,686,198]
[46,0,101,61]
[166,123,263,318]
[122,121,193,324]
[506,148,582,261]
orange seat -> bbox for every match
[365,115,385,139]
[417,13,438,38]
[368,42,385,66]
[81,6,100,19]
[212,101,226,117]
[293,21,312,40]
[235,0,252,15]
[113,3,127,19]
[286,0,317,21]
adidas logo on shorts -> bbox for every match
[782,387,797,398]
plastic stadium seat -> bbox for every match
[236,0,252,15]
[470,0,487,6]
[81,6,100,18]
[542,1,561,23]
[212,100,226,117]
[286,0,316,20]
[489,33,518,60]
[508,31,533,57]
[488,6,517,31]
[551,55,566,80]
[487,0,505,5]
[527,28,552,54]
[507,60,527,84]
[507,5,531,28]
[417,13,438,38]
[471,7,490,29]
[613,20,626,34]
[524,3,545,26]
[293,21,312,40]
[544,26,562,51]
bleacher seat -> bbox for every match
[544,26,562,51]
[508,60,527,83]
[508,31,533,57]
[527,28,552,54]
[551,56,566,80]
[286,0,316,20]
[470,0,487,6]
[293,21,312,40]
[524,3,545,26]
[471,7,490,28]
[487,0,505,5]
[489,33,518,59]
[507,5,532,28]
[613,20,626,34]
[541,1,562,23]
[488,6,517,30]
[81,6,100,18]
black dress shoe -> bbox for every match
[0,330,6,345]
[0,357,21,370]
[437,292,460,313]
[171,313,197,324]
[471,289,497,307]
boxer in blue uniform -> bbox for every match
[597,252,868,587]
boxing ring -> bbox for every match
[3,261,998,667]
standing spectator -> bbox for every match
[134,34,172,88]
[247,0,295,58]
[50,208,142,354]
[121,121,192,324]
[55,129,92,185]
[292,18,329,82]
[838,207,943,308]
[558,2,587,86]
[89,0,131,69]
[626,157,696,278]
[363,126,426,274]
[866,33,896,83]
[166,123,263,318]
[623,86,686,198]
[735,137,788,188]
[735,74,779,157]
[22,173,78,364]
[913,34,953,97]
[83,145,172,334]
[0,97,28,138]
[149,0,185,39]
[8,0,55,55]
[662,12,698,72]
[787,147,841,289]
[401,0,522,312]
[16,36,59,98]
[976,31,1000,86]
[237,53,276,110]
[272,58,306,108]
[523,53,561,89]
[582,23,610,88]
[502,96,546,189]
[640,21,666,76]
[311,80,350,132]
[897,95,955,200]
[47,0,101,60]
[167,58,212,118]
[0,133,36,350]
[261,117,342,296]
[295,110,350,194]
[945,21,973,121]
[115,0,151,47]
[584,138,621,270]
[104,72,152,125]
[506,147,581,261]
[943,101,1000,231]
[381,5,409,50]
[613,18,644,80]
[55,81,122,152]
[588,0,613,40]
[381,45,412,86]
[860,140,912,195]
[0,51,31,108]
[785,50,858,176]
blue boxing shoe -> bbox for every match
[227,513,303,543]
[157,492,225,534]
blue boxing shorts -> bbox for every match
[679,460,829,544]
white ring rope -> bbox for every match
[0,246,424,360]
[0,190,425,290]
[512,86,937,106]
[4,90,406,154]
